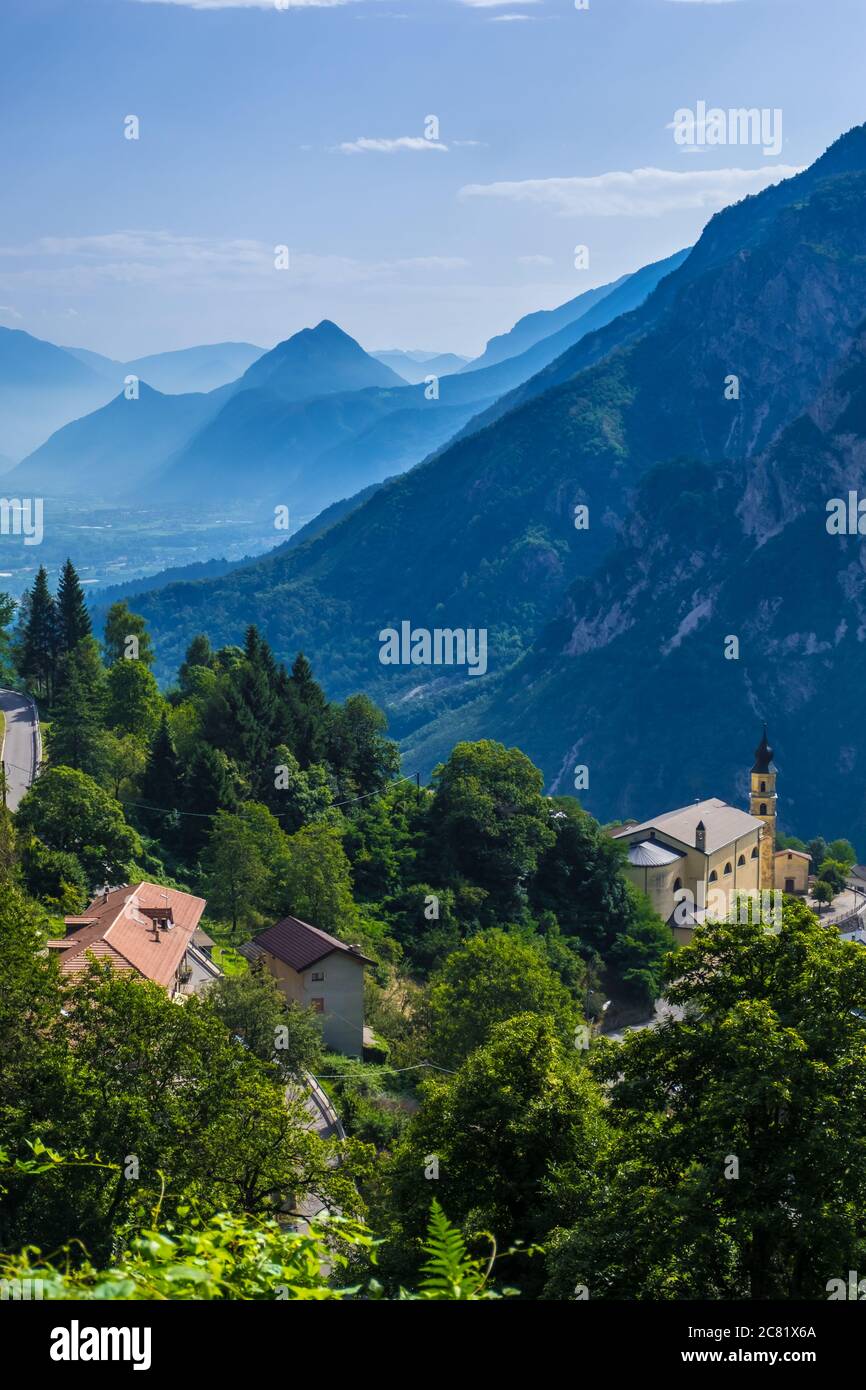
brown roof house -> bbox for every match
[46,883,221,999]
[240,916,372,1057]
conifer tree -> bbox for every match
[55,558,91,658]
[287,652,328,767]
[140,711,182,808]
[180,743,237,857]
[50,637,107,777]
[18,566,57,700]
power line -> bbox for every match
[119,771,423,823]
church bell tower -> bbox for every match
[749,724,776,891]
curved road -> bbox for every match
[0,687,41,810]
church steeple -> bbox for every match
[752,724,774,774]
[748,724,777,890]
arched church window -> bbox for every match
[724,862,732,875]
[759,803,767,815]
[737,854,746,866]
[751,847,759,859]
[709,870,718,883]
[673,877,682,892]
[760,781,766,792]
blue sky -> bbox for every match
[1,0,865,359]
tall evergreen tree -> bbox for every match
[56,558,91,659]
[18,566,57,700]
[286,652,328,768]
[49,638,107,777]
[180,743,237,857]
[135,711,182,847]
[140,711,182,808]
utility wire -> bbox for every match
[118,771,423,821]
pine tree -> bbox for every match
[50,638,107,777]
[286,652,328,768]
[18,566,57,700]
[140,711,182,807]
[180,743,237,857]
[56,559,91,659]
[136,711,182,846]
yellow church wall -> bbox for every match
[774,851,809,894]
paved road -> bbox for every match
[0,687,40,810]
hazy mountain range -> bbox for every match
[126,121,866,846]
[5,250,684,518]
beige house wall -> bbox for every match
[261,947,365,1057]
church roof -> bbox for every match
[626,839,685,867]
[613,798,764,855]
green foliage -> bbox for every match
[103,601,155,668]
[16,766,143,888]
[56,558,92,657]
[0,1147,508,1300]
[545,901,866,1300]
[827,838,857,867]
[384,1014,606,1295]
[49,638,108,777]
[427,929,581,1067]
[427,741,556,918]
[282,822,360,939]
[204,969,322,1080]
[410,1200,508,1300]
[105,659,162,741]
[817,858,848,895]
[812,878,834,908]
[20,838,88,912]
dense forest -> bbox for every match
[2,562,866,1300]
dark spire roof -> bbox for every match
[752,724,774,774]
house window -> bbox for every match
[737,854,746,867]
[310,998,325,1014]
[709,870,718,883]
[724,862,732,875]
[311,971,325,982]
[759,803,767,815]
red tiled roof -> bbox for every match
[52,883,206,989]
[254,916,373,972]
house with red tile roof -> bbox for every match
[46,882,221,998]
[239,915,372,1056]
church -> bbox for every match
[612,727,794,939]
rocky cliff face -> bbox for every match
[139,124,866,848]
[442,328,866,846]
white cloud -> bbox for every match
[459,164,802,218]
[0,231,468,294]
[132,1,361,10]
[518,254,553,266]
[0,304,22,320]
[459,1,540,7]
[338,136,448,153]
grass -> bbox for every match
[212,944,248,976]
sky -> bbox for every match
[1,0,865,360]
